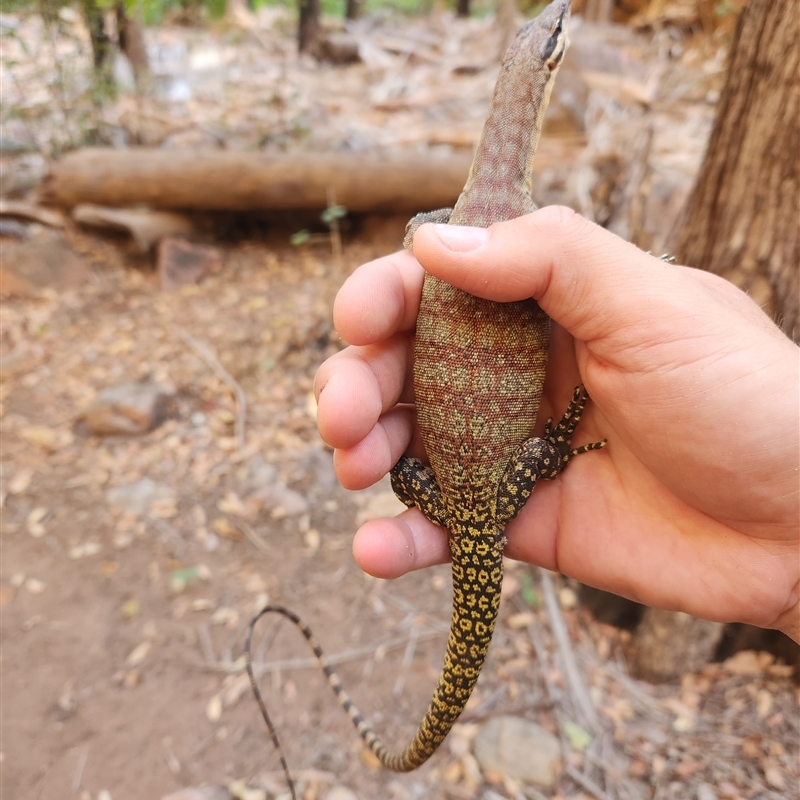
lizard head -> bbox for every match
[506,0,571,75]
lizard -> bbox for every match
[245,0,605,793]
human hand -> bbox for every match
[314,207,799,642]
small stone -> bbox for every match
[157,236,222,291]
[314,33,360,65]
[206,694,222,722]
[25,577,46,595]
[25,507,48,538]
[322,787,358,800]
[78,381,174,436]
[160,788,231,800]
[0,230,89,296]
[228,780,266,800]
[126,641,151,667]
[106,479,175,516]
[696,784,717,800]
[473,715,561,789]
[8,467,34,495]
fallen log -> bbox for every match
[40,148,476,213]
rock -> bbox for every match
[73,204,194,251]
[250,481,309,518]
[106,478,175,516]
[473,715,562,789]
[322,787,358,800]
[77,381,174,436]
[157,236,222,291]
[160,788,232,800]
[245,457,309,517]
[0,198,66,228]
[0,229,89,296]
[315,33,361,65]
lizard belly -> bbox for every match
[413,275,550,509]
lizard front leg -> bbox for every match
[496,386,606,525]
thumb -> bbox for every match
[409,205,708,351]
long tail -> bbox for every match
[245,576,500,795]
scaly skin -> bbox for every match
[246,1,604,791]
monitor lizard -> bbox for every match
[246,1,605,793]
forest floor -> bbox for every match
[1,5,797,800]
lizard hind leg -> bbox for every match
[496,386,606,525]
[391,456,451,529]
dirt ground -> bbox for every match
[1,6,798,800]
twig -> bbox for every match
[72,744,89,790]
[196,622,217,666]
[393,623,420,697]
[237,520,272,557]
[540,569,601,732]
[175,327,247,451]
[566,764,612,800]
[522,786,550,800]
[197,627,444,676]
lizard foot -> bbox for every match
[390,456,451,528]
[496,386,605,525]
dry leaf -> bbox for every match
[126,641,151,667]
[25,507,48,537]
[206,693,222,722]
[25,577,46,594]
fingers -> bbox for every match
[332,249,425,346]
[352,510,451,578]
[315,335,413,449]
[332,407,414,490]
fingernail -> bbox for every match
[434,224,489,251]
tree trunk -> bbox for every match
[631,610,724,684]
[345,0,362,21]
[670,0,799,341]
[633,0,798,684]
[117,3,151,91]
[80,0,115,91]
[298,0,321,54]
[456,0,470,18]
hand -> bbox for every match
[314,207,799,642]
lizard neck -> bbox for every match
[449,37,558,228]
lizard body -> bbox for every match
[247,0,604,791]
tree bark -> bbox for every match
[41,148,476,214]
[631,610,724,684]
[117,3,151,91]
[298,0,321,54]
[345,0,362,21]
[80,0,115,90]
[456,0,471,18]
[670,0,799,340]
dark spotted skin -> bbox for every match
[246,1,605,792]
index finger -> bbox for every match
[333,249,425,346]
